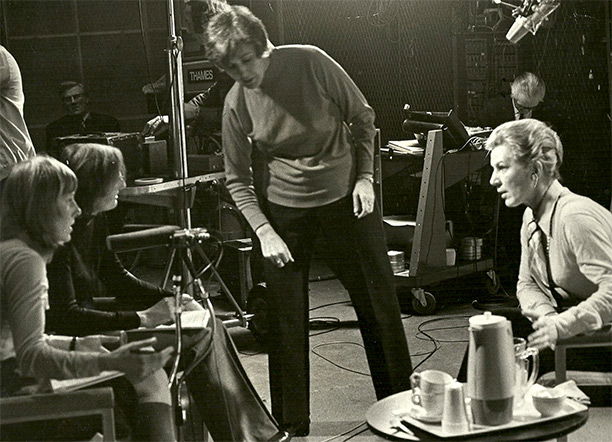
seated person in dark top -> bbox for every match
[45,81,120,157]
[479,72,546,129]
[46,142,285,441]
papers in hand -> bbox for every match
[153,310,210,330]
[388,140,424,156]
[50,371,123,393]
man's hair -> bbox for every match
[202,0,229,22]
[58,81,85,97]
[1,155,78,250]
[486,118,563,180]
[204,5,270,67]
[60,143,125,215]
[510,72,545,102]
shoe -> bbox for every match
[283,421,310,437]
[269,430,292,441]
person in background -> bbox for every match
[0,156,175,441]
[458,119,612,384]
[0,45,35,182]
[45,81,120,157]
[46,142,286,441]
[205,5,413,436]
[142,0,232,138]
[479,72,546,128]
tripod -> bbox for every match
[106,225,252,440]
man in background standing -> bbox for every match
[45,81,120,157]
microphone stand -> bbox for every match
[165,0,191,230]
[164,1,192,438]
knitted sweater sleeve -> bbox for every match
[310,48,376,179]
[5,247,101,380]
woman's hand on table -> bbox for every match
[353,177,375,219]
[524,310,559,350]
[256,223,294,268]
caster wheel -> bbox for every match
[246,283,271,349]
[410,288,437,315]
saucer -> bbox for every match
[407,405,442,423]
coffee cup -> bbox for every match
[410,370,453,418]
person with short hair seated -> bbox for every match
[458,119,612,382]
[0,156,175,441]
[46,143,286,441]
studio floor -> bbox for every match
[224,266,610,442]
[137,258,609,441]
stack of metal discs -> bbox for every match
[388,250,405,273]
[460,237,483,261]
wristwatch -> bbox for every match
[359,176,374,183]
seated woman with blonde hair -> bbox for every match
[46,143,284,441]
[458,119,611,385]
[0,156,176,441]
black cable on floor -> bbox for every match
[311,342,370,377]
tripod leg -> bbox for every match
[162,248,177,289]
[192,244,245,316]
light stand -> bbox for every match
[163,1,193,437]
[165,0,191,229]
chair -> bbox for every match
[537,324,612,442]
[0,387,116,441]
[553,324,612,385]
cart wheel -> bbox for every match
[410,288,437,315]
[246,283,271,349]
[484,269,500,295]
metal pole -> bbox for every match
[166,0,191,229]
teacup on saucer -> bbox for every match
[408,405,442,423]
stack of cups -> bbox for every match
[460,237,483,261]
[442,381,471,434]
[388,250,405,273]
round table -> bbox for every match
[366,390,588,441]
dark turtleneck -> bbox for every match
[45,212,169,336]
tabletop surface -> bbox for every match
[120,172,225,196]
[366,390,588,441]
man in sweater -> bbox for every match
[205,5,413,436]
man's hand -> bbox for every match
[352,177,375,219]
[142,115,169,137]
[523,309,559,350]
[256,223,294,268]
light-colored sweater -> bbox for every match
[0,46,35,180]
[517,182,612,339]
[222,44,376,231]
[0,238,101,380]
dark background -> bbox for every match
[1,0,610,206]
